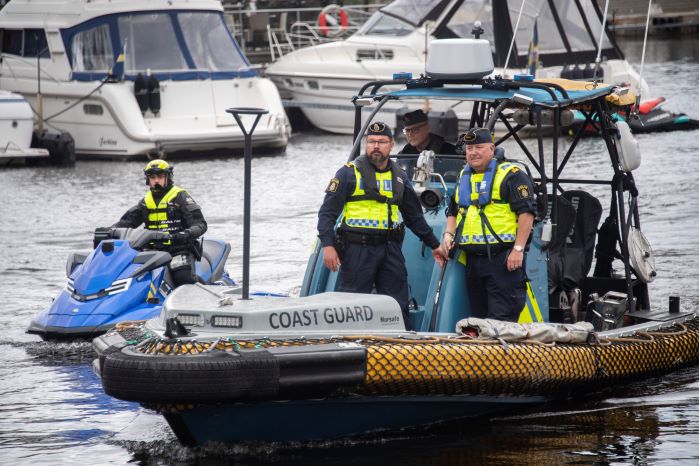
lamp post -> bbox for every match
[226,107,268,300]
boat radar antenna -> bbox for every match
[471,21,484,39]
[632,0,654,123]
[502,0,526,78]
[592,0,610,88]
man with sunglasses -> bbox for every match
[318,122,447,330]
[398,109,457,155]
[440,127,536,322]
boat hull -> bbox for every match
[93,314,698,444]
[162,394,548,445]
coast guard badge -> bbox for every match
[517,184,531,199]
[326,177,340,193]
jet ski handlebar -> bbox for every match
[93,227,171,250]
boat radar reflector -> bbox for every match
[426,39,493,80]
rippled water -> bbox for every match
[0,39,697,465]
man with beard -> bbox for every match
[112,159,207,287]
[398,109,457,155]
[317,122,447,330]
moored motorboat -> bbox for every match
[92,39,698,446]
[265,0,649,135]
[0,0,289,158]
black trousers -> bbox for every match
[464,249,526,322]
[169,252,196,287]
[336,241,411,330]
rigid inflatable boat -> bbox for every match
[92,39,698,446]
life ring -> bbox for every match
[318,4,349,38]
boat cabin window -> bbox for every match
[118,14,188,71]
[355,12,414,37]
[63,10,251,77]
[1,28,50,58]
[177,12,248,71]
[70,24,114,71]
[394,154,465,185]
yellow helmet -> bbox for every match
[143,159,173,186]
[144,159,172,175]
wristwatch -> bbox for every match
[513,244,524,252]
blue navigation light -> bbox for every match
[514,74,534,82]
[393,72,413,80]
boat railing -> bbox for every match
[0,53,62,84]
[223,3,383,62]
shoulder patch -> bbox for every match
[326,177,340,193]
[510,166,520,173]
[516,184,531,199]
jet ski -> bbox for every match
[27,227,236,340]
[568,97,699,136]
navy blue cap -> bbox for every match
[366,121,393,139]
[461,127,493,146]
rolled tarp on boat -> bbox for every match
[98,317,698,404]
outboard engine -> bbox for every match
[147,75,161,116]
[134,73,149,114]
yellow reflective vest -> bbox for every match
[342,162,401,231]
[144,186,185,244]
[455,161,518,246]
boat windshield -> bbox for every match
[443,0,614,61]
[64,10,250,76]
[379,0,448,27]
[354,11,415,37]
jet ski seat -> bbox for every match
[196,239,231,283]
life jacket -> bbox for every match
[455,159,518,247]
[342,155,404,231]
[144,186,186,245]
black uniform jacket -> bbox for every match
[398,133,457,155]
[113,187,207,254]
[318,162,440,250]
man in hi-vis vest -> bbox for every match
[318,122,447,330]
[440,128,535,322]
[112,159,207,287]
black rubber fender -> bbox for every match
[101,347,279,403]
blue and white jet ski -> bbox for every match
[27,228,236,340]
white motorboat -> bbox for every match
[0,90,50,162]
[0,0,290,158]
[265,0,649,135]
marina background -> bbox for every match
[0,33,698,466]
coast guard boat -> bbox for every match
[0,0,289,158]
[91,39,697,445]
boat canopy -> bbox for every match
[373,82,614,108]
[61,10,255,81]
[377,0,623,67]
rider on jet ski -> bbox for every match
[111,159,207,287]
